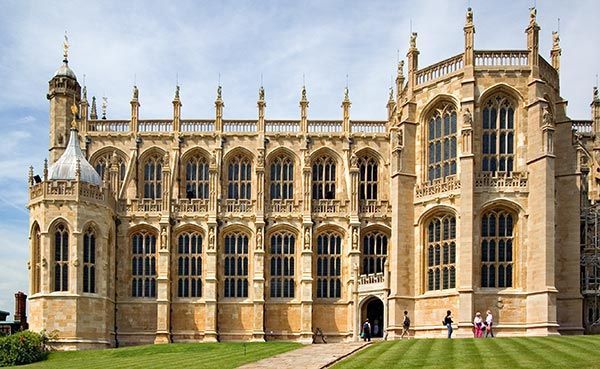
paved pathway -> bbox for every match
[238,342,369,369]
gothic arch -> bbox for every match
[354,147,384,165]
[315,223,346,237]
[180,147,211,163]
[173,223,206,237]
[45,217,71,234]
[416,205,459,227]
[80,220,101,238]
[266,224,300,239]
[138,147,167,163]
[127,224,159,237]
[477,83,525,108]
[479,198,525,217]
[360,223,391,236]
[419,94,460,124]
[220,223,254,238]
[89,147,128,166]
[310,146,343,165]
[222,147,254,165]
[266,147,298,166]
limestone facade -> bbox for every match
[28,8,587,349]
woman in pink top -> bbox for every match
[473,312,484,338]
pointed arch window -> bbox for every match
[427,104,457,181]
[143,154,163,199]
[53,224,69,292]
[316,232,342,298]
[481,210,514,288]
[32,224,41,294]
[94,152,126,184]
[223,232,249,298]
[312,155,336,200]
[83,228,96,293]
[131,230,157,298]
[227,155,252,200]
[269,231,295,298]
[359,156,378,200]
[482,96,515,174]
[177,231,203,298]
[270,156,294,200]
[362,231,388,275]
[184,154,209,199]
[426,215,457,291]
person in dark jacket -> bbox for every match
[444,310,454,339]
[362,319,371,342]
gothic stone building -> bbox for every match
[27,8,588,349]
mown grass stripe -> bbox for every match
[482,338,523,369]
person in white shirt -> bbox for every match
[473,312,484,338]
[485,310,494,338]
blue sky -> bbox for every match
[0,0,598,314]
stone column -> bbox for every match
[204,152,220,341]
[155,160,172,344]
[299,145,314,343]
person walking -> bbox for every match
[362,319,371,342]
[373,320,380,337]
[473,312,484,338]
[401,311,410,339]
[485,310,494,338]
[444,310,453,339]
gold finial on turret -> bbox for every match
[63,31,69,62]
[70,99,78,129]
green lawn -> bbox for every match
[21,342,302,369]
[332,336,600,369]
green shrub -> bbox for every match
[0,330,50,366]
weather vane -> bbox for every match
[63,31,69,61]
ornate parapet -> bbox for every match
[415,53,464,87]
[358,200,391,218]
[222,199,254,213]
[87,119,130,132]
[138,120,173,132]
[180,120,214,132]
[357,273,385,294]
[474,171,528,192]
[266,199,301,214]
[223,120,257,133]
[311,199,346,214]
[265,120,300,134]
[171,198,209,214]
[474,50,528,67]
[29,180,111,207]
[415,176,461,198]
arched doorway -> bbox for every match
[361,297,384,338]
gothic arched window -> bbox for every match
[223,232,249,298]
[270,156,294,200]
[227,155,252,200]
[312,156,336,200]
[362,231,388,275]
[94,152,126,184]
[316,232,342,298]
[427,104,457,181]
[131,230,157,298]
[482,95,515,174]
[177,231,203,298]
[53,223,69,292]
[83,228,96,293]
[481,210,514,288]
[184,154,209,199]
[426,214,456,291]
[143,154,163,199]
[269,231,295,298]
[359,155,378,200]
[32,223,41,294]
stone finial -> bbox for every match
[82,85,87,101]
[388,86,394,103]
[529,7,537,27]
[398,60,404,78]
[43,159,48,181]
[111,150,119,166]
[343,86,350,103]
[301,85,307,102]
[216,85,222,101]
[28,166,34,186]
[90,96,98,119]
[593,86,599,103]
[63,31,69,63]
[132,85,139,100]
[552,31,560,49]
[466,7,473,25]
[410,32,418,49]
[101,97,108,120]
[174,85,180,100]
[258,85,265,101]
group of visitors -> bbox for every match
[359,309,495,340]
[360,319,381,341]
[445,310,494,338]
